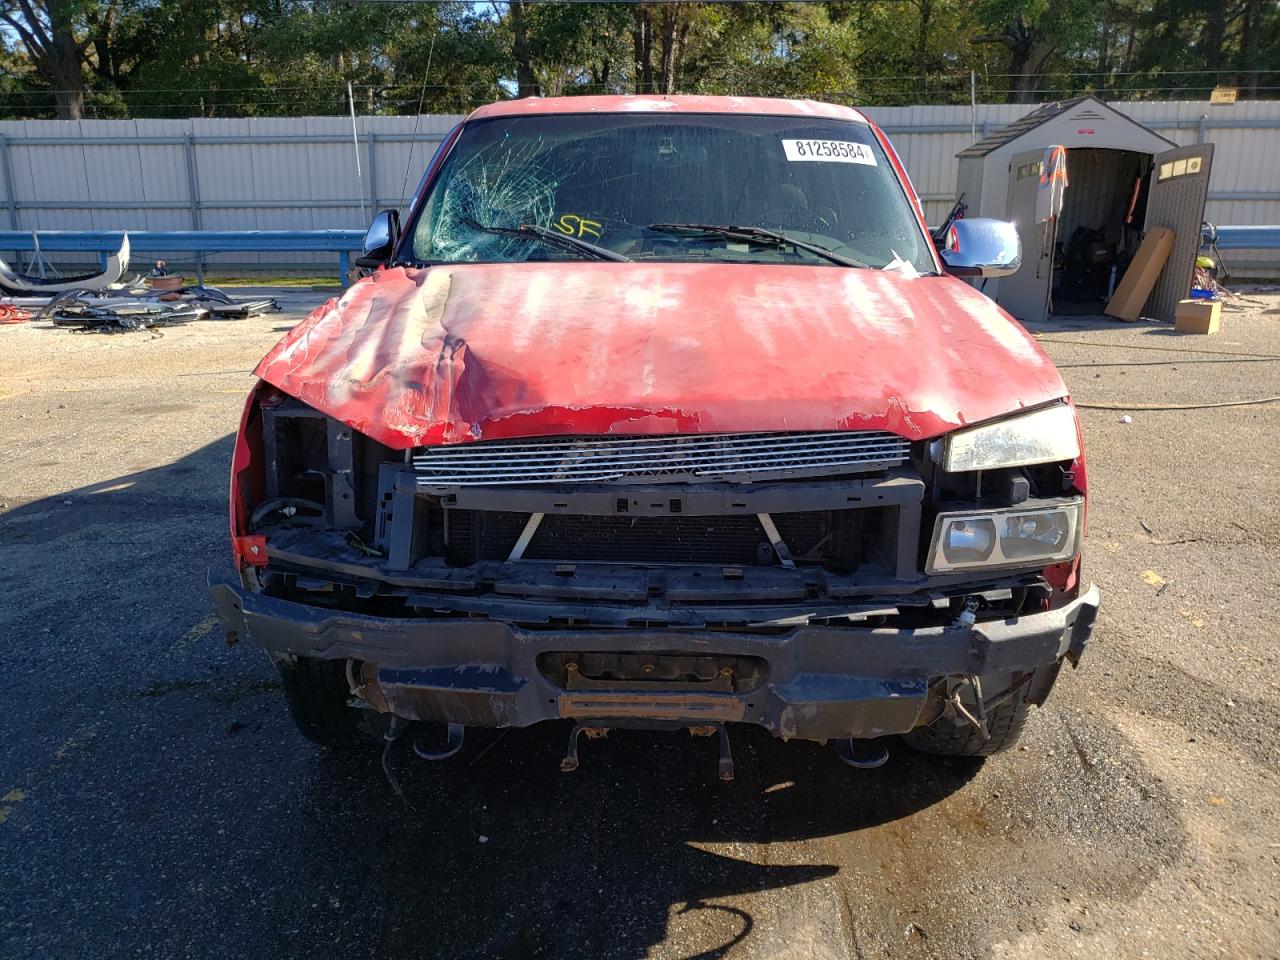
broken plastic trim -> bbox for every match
[0,233,130,294]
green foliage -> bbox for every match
[1,0,1276,119]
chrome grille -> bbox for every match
[412,431,910,486]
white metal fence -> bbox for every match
[2,100,1277,272]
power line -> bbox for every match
[8,80,1278,98]
[343,0,918,4]
[9,65,1277,97]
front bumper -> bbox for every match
[210,569,1099,742]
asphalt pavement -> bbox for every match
[1,284,1277,959]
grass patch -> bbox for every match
[203,275,343,288]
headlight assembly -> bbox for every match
[943,404,1079,472]
[927,501,1082,574]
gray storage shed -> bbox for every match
[955,96,1214,323]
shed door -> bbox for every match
[998,149,1054,323]
[1144,144,1214,322]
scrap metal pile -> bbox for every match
[2,237,278,332]
[1,284,278,334]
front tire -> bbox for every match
[902,697,1031,756]
[275,655,380,748]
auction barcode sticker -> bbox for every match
[781,139,877,165]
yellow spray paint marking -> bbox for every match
[553,214,603,239]
[171,613,219,656]
[0,787,27,824]
[1140,570,1167,587]
[56,724,98,761]
[1178,609,1207,628]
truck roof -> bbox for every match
[466,95,871,124]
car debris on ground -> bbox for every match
[2,268,278,335]
[0,233,131,294]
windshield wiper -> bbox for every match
[647,223,869,268]
[461,218,631,262]
[648,222,867,267]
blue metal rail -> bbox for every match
[0,229,366,286]
[2,226,1277,288]
[1213,226,1280,250]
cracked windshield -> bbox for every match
[411,113,934,272]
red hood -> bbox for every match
[255,263,1067,450]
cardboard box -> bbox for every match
[1175,298,1222,335]
[1105,227,1174,321]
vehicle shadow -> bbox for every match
[0,436,982,960]
[280,704,983,958]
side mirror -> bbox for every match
[935,218,1021,278]
[357,210,400,267]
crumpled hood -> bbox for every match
[255,262,1067,450]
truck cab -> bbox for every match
[210,95,1098,778]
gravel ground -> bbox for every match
[1,285,1277,960]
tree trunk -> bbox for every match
[972,17,1053,104]
[86,1,120,85]
[4,0,88,119]
[657,3,687,95]
[632,6,654,94]
[915,0,932,95]
[1017,40,1053,103]
[53,87,84,120]
[50,11,85,120]
[1239,0,1263,97]
[1096,9,1111,84]
[1199,2,1227,70]
[509,0,541,98]
[1120,24,1136,75]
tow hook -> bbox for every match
[949,674,991,741]
[414,722,466,761]
[835,739,890,769]
[560,722,737,781]
[715,725,735,782]
[560,723,608,773]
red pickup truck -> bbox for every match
[210,95,1098,779]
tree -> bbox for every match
[972,15,1054,103]
[0,0,1276,119]
[1,0,95,118]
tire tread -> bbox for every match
[277,657,372,748]
[903,698,1031,757]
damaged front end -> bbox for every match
[212,386,1098,777]
[212,100,1102,779]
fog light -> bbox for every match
[927,501,1082,574]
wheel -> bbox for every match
[902,695,1032,757]
[274,655,381,748]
